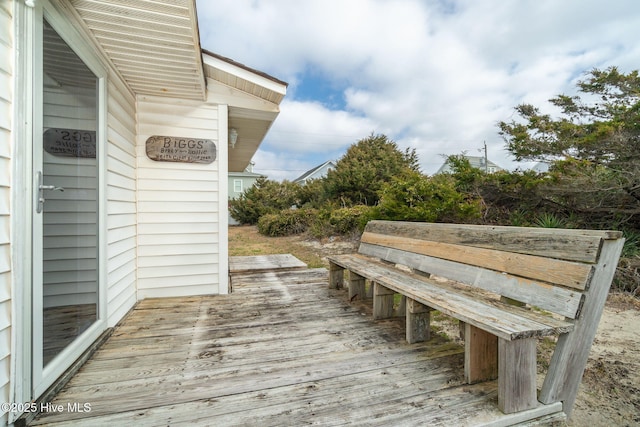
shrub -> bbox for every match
[323,133,420,206]
[376,171,483,223]
[294,178,326,208]
[328,205,376,235]
[307,217,335,239]
[230,178,301,225]
[257,208,317,237]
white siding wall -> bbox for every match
[0,1,12,425]
[136,95,220,298]
[106,77,138,326]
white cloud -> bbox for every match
[253,100,381,180]
[197,0,640,178]
[265,100,379,154]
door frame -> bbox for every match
[11,0,109,405]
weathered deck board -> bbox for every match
[229,254,307,273]
[31,266,563,426]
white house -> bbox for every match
[293,160,337,185]
[435,155,503,174]
[1,1,286,424]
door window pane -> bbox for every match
[42,19,99,366]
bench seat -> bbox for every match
[326,220,625,418]
[328,253,573,341]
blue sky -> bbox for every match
[196,0,640,181]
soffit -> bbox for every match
[202,51,287,105]
[202,52,287,173]
[227,111,277,173]
[70,0,206,100]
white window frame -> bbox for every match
[234,179,243,193]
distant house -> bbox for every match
[530,161,550,173]
[229,162,265,200]
[436,155,504,174]
[229,163,265,225]
[294,160,337,184]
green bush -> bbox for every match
[307,218,334,239]
[294,178,326,209]
[328,205,376,235]
[323,133,420,206]
[230,178,301,225]
[376,171,482,223]
[257,209,317,237]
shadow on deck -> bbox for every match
[31,255,564,426]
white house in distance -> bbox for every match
[228,162,265,225]
[0,1,286,425]
[436,155,504,174]
[294,160,337,185]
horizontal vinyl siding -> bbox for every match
[106,77,137,326]
[136,95,220,298]
[0,1,11,424]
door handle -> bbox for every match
[36,171,64,213]
[40,184,65,192]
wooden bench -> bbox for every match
[327,220,624,416]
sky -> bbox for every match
[196,0,640,181]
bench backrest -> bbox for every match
[358,220,624,320]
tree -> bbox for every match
[323,133,420,206]
[229,177,300,224]
[498,67,640,227]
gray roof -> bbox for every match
[294,160,336,183]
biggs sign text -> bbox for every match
[146,136,216,164]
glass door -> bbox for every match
[32,17,104,396]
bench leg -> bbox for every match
[365,280,373,299]
[373,283,394,320]
[464,324,498,383]
[328,262,344,289]
[396,295,406,317]
[498,337,538,414]
[348,271,366,301]
[406,298,431,343]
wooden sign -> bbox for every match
[43,128,96,158]
[145,136,216,164]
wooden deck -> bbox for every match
[228,253,307,274]
[31,256,564,426]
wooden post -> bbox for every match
[394,295,406,317]
[498,337,538,414]
[328,262,344,289]
[365,279,373,299]
[539,238,625,415]
[464,324,498,384]
[348,271,366,301]
[406,298,431,343]
[373,282,394,320]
